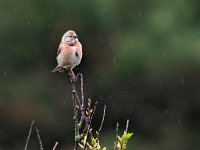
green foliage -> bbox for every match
[77,126,133,150]
[78,132,107,150]
[77,130,133,150]
[116,132,133,150]
[1,0,200,149]
[74,98,132,150]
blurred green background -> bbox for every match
[1,0,200,149]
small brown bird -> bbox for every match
[51,30,82,77]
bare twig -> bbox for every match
[36,126,44,150]
[70,69,80,150]
[79,74,86,129]
[72,81,79,150]
[114,122,119,150]
[80,74,84,107]
[125,119,129,132]
[24,120,35,150]
[69,68,77,82]
[75,90,81,108]
[69,72,108,150]
[83,101,98,150]
[52,142,59,150]
[98,105,106,134]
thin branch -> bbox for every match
[80,74,84,107]
[36,126,44,150]
[69,68,77,82]
[52,142,59,150]
[83,101,98,150]
[125,119,129,132]
[98,105,106,134]
[79,74,86,129]
[72,81,79,150]
[74,90,81,108]
[24,120,35,150]
[70,70,79,150]
[114,122,119,150]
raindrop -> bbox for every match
[113,58,116,63]
[26,0,30,5]
[180,78,184,84]
[138,11,141,16]
[162,51,166,58]
[164,109,168,115]
[13,8,17,13]
[48,24,51,29]
[3,71,7,78]
[63,100,66,106]
[27,22,30,26]
[178,119,181,124]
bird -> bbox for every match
[51,30,82,80]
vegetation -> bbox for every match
[23,73,133,150]
[1,0,200,149]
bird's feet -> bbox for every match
[59,67,64,73]
[70,74,77,82]
[69,69,77,82]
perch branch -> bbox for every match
[80,74,84,107]
[70,69,79,150]
[72,81,79,150]
[79,74,86,128]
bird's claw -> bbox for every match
[70,75,77,82]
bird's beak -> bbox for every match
[74,35,78,39]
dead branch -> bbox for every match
[24,120,35,150]
[114,122,119,150]
[52,142,59,150]
[36,126,44,150]
[98,105,106,135]
[125,119,129,132]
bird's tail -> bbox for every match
[51,65,62,73]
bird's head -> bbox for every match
[62,30,78,46]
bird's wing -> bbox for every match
[57,42,72,56]
[57,42,63,55]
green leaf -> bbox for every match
[122,132,133,141]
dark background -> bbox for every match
[0,0,200,149]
